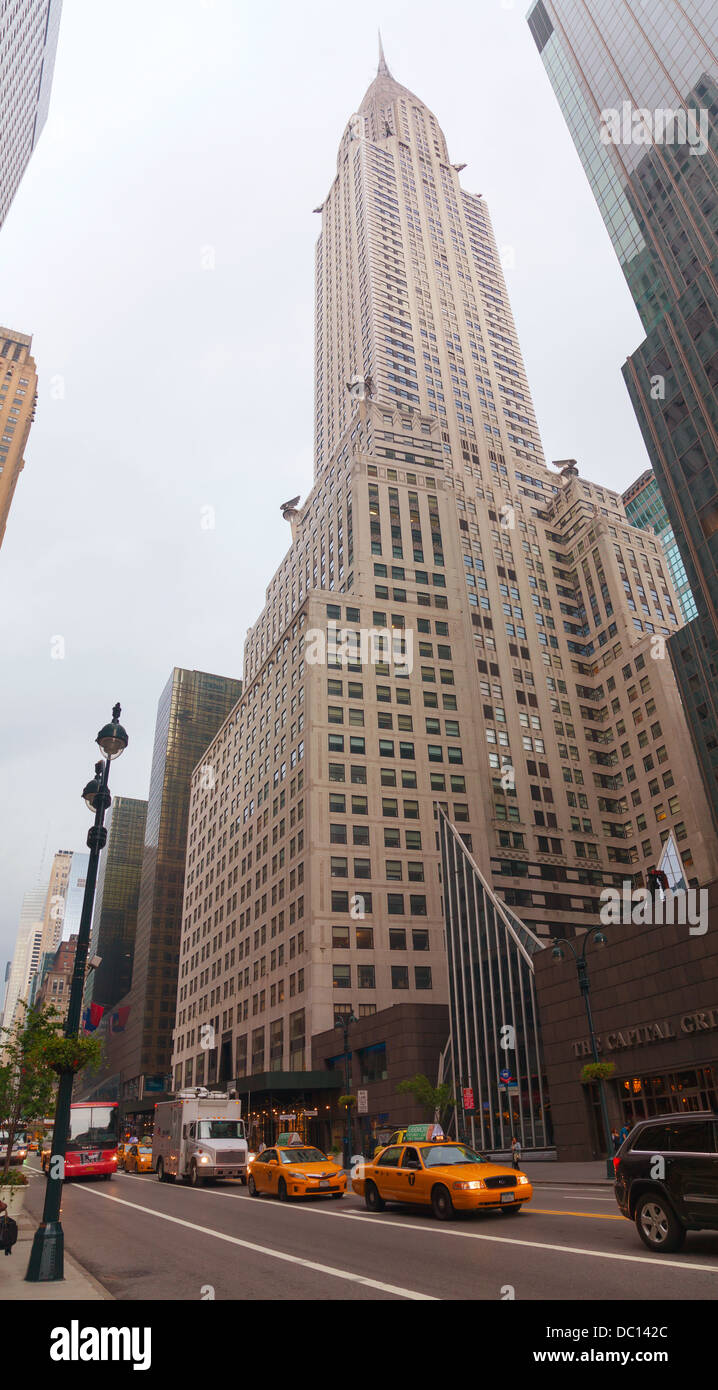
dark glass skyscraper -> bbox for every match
[527,1,718,831]
[85,797,148,1015]
[622,469,697,625]
[77,668,241,1124]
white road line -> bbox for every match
[73,1184,437,1301]
[104,1174,718,1276]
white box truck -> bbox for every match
[152,1088,249,1187]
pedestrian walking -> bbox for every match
[611,1127,620,1152]
[618,1123,629,1146]
[511,1135,522,1170]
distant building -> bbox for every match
[34,934,77,1023]
[85,797,148,1016]
[77,669,241,1126]
[0,0,63,230]
[0,329,38,550]
[623,471,697,626]
[0,886,46,1038]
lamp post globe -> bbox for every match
[96,702,128,760]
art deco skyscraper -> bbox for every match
[172,46,718,1100]
[526,0,718,828]
[0,0,63,230]
[0,328,38,550]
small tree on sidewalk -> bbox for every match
[396,1073,456,1128]
[0,1001,63,1177]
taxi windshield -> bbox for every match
[422,1144,486,1167]
[280,1148,326,1164]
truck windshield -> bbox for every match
[197,1121,245,1140]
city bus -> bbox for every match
[42,1101,119,1180]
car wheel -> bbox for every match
[431,1184,455,1221]
[278,1178,289,1202]
[248,1175,259,1197]
[635,1193,685,1253]
[364,1181,385,1213]
[103,1173,113,1181]
[500,1203,521,1215]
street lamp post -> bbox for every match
[338,1011,357,1170]
[26,704,128,1282]
[552,929,614,1179]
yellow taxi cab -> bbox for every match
[353,1125,533,1221]
[373,1128,408,1158]
[41,1141,52,1172]
[248,1133,347,1202]
[116,1141,130,1171]
[124,1141,153,1174]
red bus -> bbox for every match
[64,1101,119,1180]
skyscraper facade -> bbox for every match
[0,328,38,550]
[171,48,718,1111]
[77,669,241,1123]
[85,796,148,1015]
[526,0,718,827]
[0,0,63,230]
[0,885,46,1038]
[623,470,697,625]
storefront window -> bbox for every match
[618,1066,718,1124]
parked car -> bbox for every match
[614,1111,718,1252]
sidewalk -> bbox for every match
[1,1210,113,1300]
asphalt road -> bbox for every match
[21,1160,718,1301]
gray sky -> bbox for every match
[0,0,650,970]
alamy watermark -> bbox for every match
[600,882,707,936]
[599,102,708,156]
[305,620,413,672]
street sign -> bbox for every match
[499,1068,514,1084]
[462,1087,474,1111]
[357,1089,368,1115]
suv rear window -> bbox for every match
[632,1120,716,1153]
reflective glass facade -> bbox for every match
[623,471,697,623]
[438,807,551,1151]
[528,0,718,832]
[85,797,147,1014]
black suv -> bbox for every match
[614,1112,718,1252]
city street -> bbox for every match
[22,1159,718,1302]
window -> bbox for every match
[330,824,347,845]
[332,926,350,948]
[389,928,407,950]
[356,927,374,949]
[391,966,409,989]
[412,929,429,951]
[358,964,375,989]
[333,964,351,989]
[415,966,432,990]
[388,893,405,915]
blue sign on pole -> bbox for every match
[499,1068,514,1084]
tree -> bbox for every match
[396,1073,456,1125]
[0,1001,62,1177]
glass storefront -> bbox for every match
[617,1066,718,1126]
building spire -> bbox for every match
[377,29,390,77]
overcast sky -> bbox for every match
[0,0,650,971]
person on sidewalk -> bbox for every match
[511,1135,522,1170]
[611,1128,620,1152]
[618,1123,630,1146]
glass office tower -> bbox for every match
[623,470,697,625]
[527,0,718,830]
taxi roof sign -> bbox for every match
[404,1123,444,1142]
[276,1132,304,1147]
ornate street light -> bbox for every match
[552,929,613,1178]
[26,704,128,1283]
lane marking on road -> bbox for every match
[334,1211,718,1274]
[72,1185,437,1300]
[530,1208,623,1220]
[106,1176,718,1274]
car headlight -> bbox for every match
[199,1154,211,1164]
[518,1174,529,1185]
[452,1179,485,1190]
[292,1172,307,1181]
